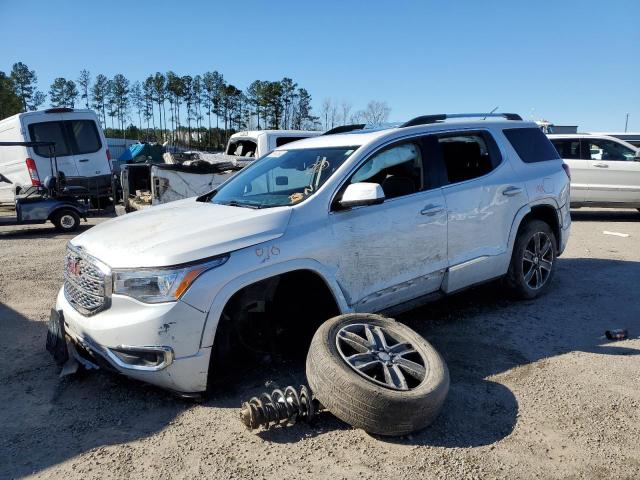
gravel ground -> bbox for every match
[1,208,639,480]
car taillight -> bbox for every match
[106,148,113,172]
[26,158,41,186]
[562,163,571,180]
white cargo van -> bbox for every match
[0,108,112,203]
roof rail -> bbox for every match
[323,124,366,135]
[400,113,522,128]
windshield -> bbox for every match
[211,147,357,208]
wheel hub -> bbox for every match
[335,323,428,391]
[377,352,391,362]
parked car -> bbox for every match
[49,113,571,395]
[0,108,112,204]
[548,134,640,209]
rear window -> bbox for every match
[275,136,308,147]
[226,139,257,157]
[28,121,71,157]
[28,120,101,157]
[69,120,101,154]
[503,128,560,163]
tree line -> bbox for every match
[0,62,391,150]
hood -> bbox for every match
[71,198,292,268]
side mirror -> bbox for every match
[339,182,385,208]
[634,152,640,162]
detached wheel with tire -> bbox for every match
[306,314,449,436]
[52,209,80,232]
[505,219,557,299]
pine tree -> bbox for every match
[77,70,91,108]
[10,62,38,111]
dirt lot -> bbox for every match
[1,209,639,480]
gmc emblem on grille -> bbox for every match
[66,257,81,276]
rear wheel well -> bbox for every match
[520,205,560,249]
[208,270,341,386]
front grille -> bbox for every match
[64,246,110,315]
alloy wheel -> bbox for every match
[335,323,428,391]
[522,231,554,290]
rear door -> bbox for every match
[583,138,640,204]
[550,138,589,203]
[23,114,78,178]
[64,116,109,178]
[439,129,527,293]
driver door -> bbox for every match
[328,138,447,312]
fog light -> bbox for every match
[107,346,174,371]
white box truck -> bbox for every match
[0,108,112,204]
[150,130,321,205]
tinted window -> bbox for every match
[551,139,581,159]
[350,142,423,199]
[275,136,309,147]
[69,120,101,154]
[438,133,499,183]
[28,121,71,157]
[587,139,636,161]
[503,128,560,163]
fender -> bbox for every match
[198,258,352,349]
[506,197,562,257]
[48,201,87,220]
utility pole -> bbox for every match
[624,113,629,132]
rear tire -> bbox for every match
[504,219,557,299]
[52,209,80,233]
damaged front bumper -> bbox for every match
[51,287,212,394]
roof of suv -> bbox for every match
[282,119,537,150]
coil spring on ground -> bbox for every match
[240,385,318,430]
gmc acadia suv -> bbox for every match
[52,113,571,394]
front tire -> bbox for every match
[52,209,80,232]
[505,219,557,299]
[306,314,449,436]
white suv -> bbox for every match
[51,113,571,395]
[548,134,640,209]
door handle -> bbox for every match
[593,163,608,168]
[420,204,445,216]
[502,186,523,196]
[78,158,89,163]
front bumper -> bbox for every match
[55,287,211,393]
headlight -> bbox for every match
[112,255,228,303]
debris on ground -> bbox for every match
[241,314,450,437]
[240,384,319,430]
[603,230,630,237]
[605,329,628,340]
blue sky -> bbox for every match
[1,0,638,131]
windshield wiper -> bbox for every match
[217,200,260,209]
